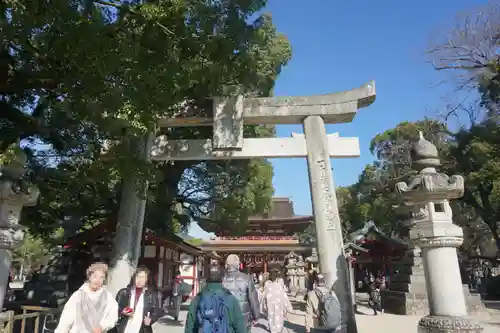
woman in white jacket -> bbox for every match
[55,262,119,333]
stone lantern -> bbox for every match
[295,255,307,296]
[0,145,39,310]
[395,132,481,333]
[285,251,298,295]
[306,247,319,272]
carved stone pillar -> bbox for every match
[296,257,307,296]
[285,252,297,296]
[0,146,39,310]
[263,253,268,273]
[395,132,481,333]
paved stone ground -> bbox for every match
[153,299,500,333]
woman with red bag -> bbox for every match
[114,267,160,333]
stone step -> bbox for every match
[388,282,427,294]
[391,274,426,284]
[395,264,425,276]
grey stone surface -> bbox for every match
[303,115,355,333]
[150,136,360,161]
[394,133,481,332]
[212,95,244,150]
[417,316,482,333]
[158,81,376,127]
[0,146,40,311]
[152,296,499,333]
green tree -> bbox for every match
[358,120,500,252]
[2,0,290,240]
[427,4,500,251]
[12,233,50,277]
[356,120,451,233]
[449,122,500,249]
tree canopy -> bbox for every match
[297,4,500,254]
[1,0,291,239]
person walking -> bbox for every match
[262,269,292,333]
[222,254,260,333]
[114,266,160,333]
[55,262,118,333]
[305,274,342,333]
[185,265,246,333]
[367,276,382,316]
[168,270,183,321]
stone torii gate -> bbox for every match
[152,81,376,333]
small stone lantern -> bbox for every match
[0,145,39,310]
[285,251,298,295]
[306,247,319,272]
[395,132,481,333]
[295,255,307,296]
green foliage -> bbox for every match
[296,118,499,252]
[12,233,50,273]
[184,238,204,247]
[449,120,500,243]
[301,4,500,251]
[1,0,289,239]
[354,120,451,234]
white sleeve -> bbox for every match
[99,292,119,331]
[54,292,79,333]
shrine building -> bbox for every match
[200,197,312,273]
[347,221,406,288]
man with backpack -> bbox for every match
[305,274,342,333]
[185,265,246,333]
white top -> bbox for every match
[55,284,119,333]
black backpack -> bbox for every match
[314,287,342,330]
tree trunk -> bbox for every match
[107,133,153,296]
[146,162,191,233]
[485,218,500,252]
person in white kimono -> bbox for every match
[55,262,119,333]
[262,270,293,333]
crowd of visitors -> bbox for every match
[50,253,344,333]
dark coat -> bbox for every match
[114,287,160,333]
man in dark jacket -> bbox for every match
[222,254,260,333]
[185,265,246,333]
[169,270,183,321]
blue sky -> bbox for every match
[188,0,489,238]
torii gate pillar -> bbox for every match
[304,115,355,332]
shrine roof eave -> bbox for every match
[247,215,313,224]
[199,216,312,234]
[348,221,406,248]
[200,244,312,253]
[344,242,369,253]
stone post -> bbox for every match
[395,132,482,333]
[304,115,356,333]
[344,247,357,313]
[0,146,39,310]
